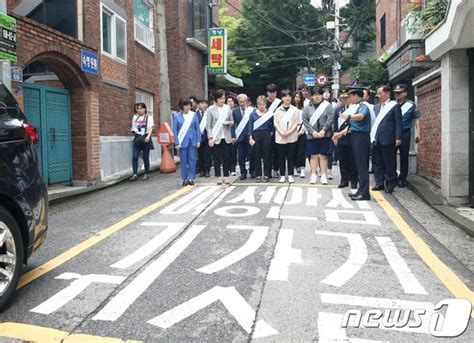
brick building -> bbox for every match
[6,0,213,185]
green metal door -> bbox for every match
[23,84,72,185]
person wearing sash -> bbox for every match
[298,84,311,108]
[339,87,371,200]
[196,98,211,177]
[302,87,334,185]
[363,88,377,173]
[266,83,282,178]
[226,97,238,176]
[249,95,273,183]
[130,103,154,182]
[371,85,402,194]
[173,98,201,186]
[394,84,421,188]
[332,91,358,189]
[274,89,299,184]
[232,93,254,180]
[293,90,307,178]
[207,89,234,185]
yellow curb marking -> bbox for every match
[18,186,193,289]
[372,191,474,318]
[0,322,142,342]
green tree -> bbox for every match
[352,59,388,89]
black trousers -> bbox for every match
[397,128,411,181]
[351,132,370,197]
[296,134,307,168]
[277,142,297,176]
[197,139,211,173]
[271,135,279,172]
[337,143,358,184]
[237,140,254,176]
[212,139,231,177]
[253,131,272,177]
[373,143,397,188]
[230,143,237,172]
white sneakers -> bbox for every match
[300,169,305,178]
[279,176,295,183]
[279,176,286,183]
[310,174,317,184]
[288,176,295,184]
[327,171,333,180]
[321,174,328,185]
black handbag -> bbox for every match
[133,115,149,146]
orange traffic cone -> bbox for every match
[160,144,177,173]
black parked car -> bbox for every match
[0,83,48,310]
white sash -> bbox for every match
[235,107,254,139]
[303,98,310,108]
[253,110,274,131]
[268,98,282,114]
[370,101,398,142]
[310,101,330,127]
[401,102,414,116]
[279,105,297,129]
[211,105,230,139]
[362,101,376,128]
[177,112,195,145]
[199,110,208,133]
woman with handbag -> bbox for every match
[173,98,201,186]
[207,89,234,185]
[130,102,154,181]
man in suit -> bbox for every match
[232,94,255,179]
[394,84,421,188]
[332,91,358,189]
[196,98,211,177]
[371,85,402,193]
[266,83,282,178]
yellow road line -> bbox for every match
[197,182,337,188]
[0,322,141,342]
[372,191,474,318]
[18,186,192,289]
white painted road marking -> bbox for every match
[214,206,261,217]
[267,229,302,281]
[198,186,236,215]
[227,186,257,204]
[376,237,427,295]
[315,230,368,287]
[306,188,322,207]
[325,210,381,226]
[267,206,318,221]
[147,286,278,338]
[197,225,269,274]
[160,187,220,215]
[93,225,206,321]
[111,222,186,269]
[326,189,354,209]
[30,273,126,315]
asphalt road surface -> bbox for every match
[0,168,473,342]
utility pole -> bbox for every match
[155,0,171,124]
[333,0,341,100]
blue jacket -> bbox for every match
[173,111,202,148]
[231,107,250,143]
[373,102,402,145]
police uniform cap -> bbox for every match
[394,84,408,93]
[347,86,365,95]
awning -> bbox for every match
[215,73,244,88]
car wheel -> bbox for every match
[0,205,24,311]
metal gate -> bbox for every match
[23,84,72,185]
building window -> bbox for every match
[134,0,155,51]
[136,90,154,118]
[24,0,78,38]
[188,0,208,44]
[101,5,127,62]
[380,14,386,48]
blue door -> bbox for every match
[23,84,72,185]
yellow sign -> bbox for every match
[208,28,227,74]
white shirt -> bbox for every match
[132,114,154,136]
[214,106,227,142]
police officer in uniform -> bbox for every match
[340,87,371,201]
[394,84,421,188]
[371,85,402,193]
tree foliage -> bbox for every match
[405,0,448,37]
[352,59,388,89]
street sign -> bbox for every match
[208,28,227,74]
[303,74,316,86]
[316,74,328,87]
[80,50,99,75]
[11,66,22,82]
[0,13,17,62]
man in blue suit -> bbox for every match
[371,85,402,193]
[196,98,211,177]
[232,94,255,180]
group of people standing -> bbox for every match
[168,82,420,201]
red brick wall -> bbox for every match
[375,0,414,58]
[415,75,441,184]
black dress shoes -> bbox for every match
[350,181,358,189]
[385,185,395,193]
[351,194,371,201]
[397,179,406,188]
[250,173,256,179]
[371,185,384,191]
[239,174,247,180]
[338,182,349,188]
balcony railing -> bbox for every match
[134,18,154,52]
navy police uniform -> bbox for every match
[196,108,211,176]
[232,106,255,179]
[397,99,420,184]
[350,101,371,199]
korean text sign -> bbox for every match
[208,28,227,74]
